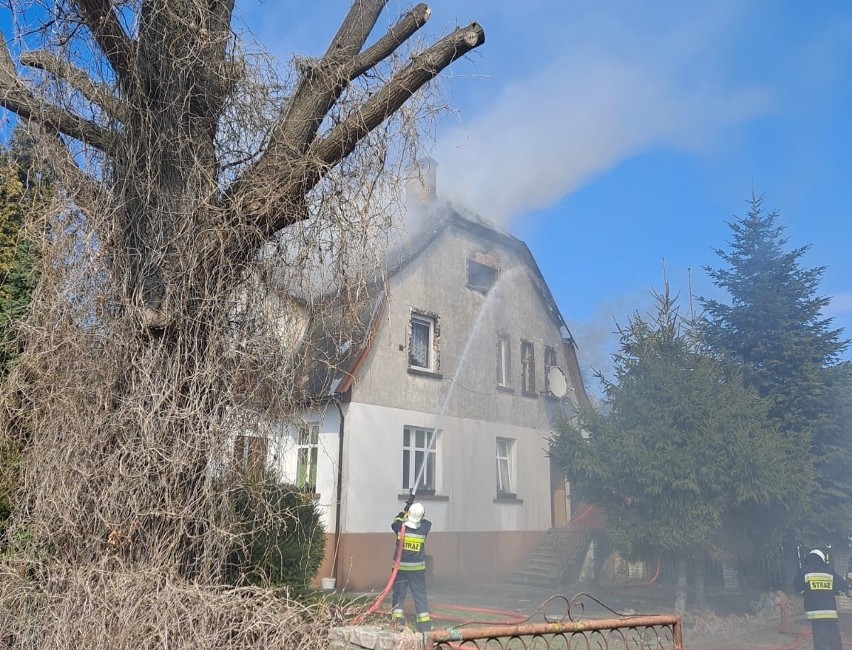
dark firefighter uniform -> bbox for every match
[390,503,432,632]
[795,549,851,650]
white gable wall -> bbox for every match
[318,223,583,588]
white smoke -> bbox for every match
[434,50,771,226]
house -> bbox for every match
[236,185,591,591]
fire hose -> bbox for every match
[351,507,410,625]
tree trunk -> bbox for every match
[693,559,705,610]
[674,555,688,614]
[0,0,484,581]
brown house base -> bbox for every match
[314,529,548,592]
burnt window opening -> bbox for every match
[544,345,557,394]
[521,339,536,395]
[467,258,498,293]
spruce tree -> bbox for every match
[701,194,850,545]
[551,286,801,611]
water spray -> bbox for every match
[355,268,522,626]
[411,267,524,499]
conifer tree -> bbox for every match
[0,129,45,374]
[701,194,851,544]
[551,286,803,611]
[0,128,48,544]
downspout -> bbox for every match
[332,397,345,583]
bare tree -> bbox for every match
[0,1,482,644]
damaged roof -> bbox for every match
[292,200,577,403]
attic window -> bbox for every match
[468,255,499,293]
[409,311,439,373]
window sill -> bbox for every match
[521,391,539,399]
[408,367,443,379]
[496,385,514,393]
[494,494,523,504]
[398,492,449,502]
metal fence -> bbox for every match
[423,593,682,650]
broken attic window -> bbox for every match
[467,258,498,293]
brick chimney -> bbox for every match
[406,156,437,204]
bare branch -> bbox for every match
[20,50,127,122]
[349,3,431,80]
[274,0,389,153]
[266,21,485,234]
[73,0,134,88]
[0,34,114,151]
[227,3,480,236]
[28,122,100,212]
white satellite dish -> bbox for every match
[547,366,569,398]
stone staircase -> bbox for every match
[509,505,604,588]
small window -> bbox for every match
[544,346,557,393]
[496,438,515,497]
[496,335,511,387]
[296,422,319,493]
[409,311,438,372]
[234,435,268,475]
[403,426,436,493]
[521,340,536,395]
[468,259,497,293]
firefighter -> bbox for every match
[390,499,432,632]
[795,549,852,650]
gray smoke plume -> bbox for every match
[434,49,770,227]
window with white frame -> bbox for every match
[403,426,436,493]
[409,311,438,371]
[296,422,319,493]
[234,435,268,475]
[496,437,515,497]
[496,335,511,387]
[521,339,536,395]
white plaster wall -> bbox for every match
[264,404,343,533]
[269,220,583,539]
[340,402,552,535]
[354,225,581,425]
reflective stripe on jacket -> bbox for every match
[795,563,848,621]
[391,513,432,571]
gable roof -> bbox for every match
[294,200,581,403]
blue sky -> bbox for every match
[237,1,852,387]
[3,2,851,389]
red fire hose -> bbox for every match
[352,524,406,625]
